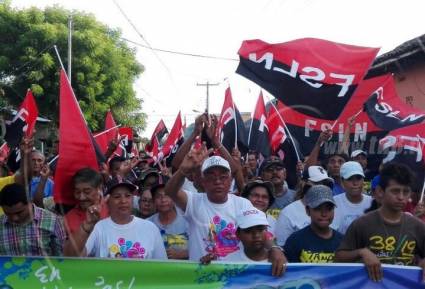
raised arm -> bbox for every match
[304,129,332,169]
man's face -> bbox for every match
[327,155,345,177]
[306,202,335,229]
[202,167,232,203]
[248,186,270,212]
[247,154,257,170]
[31,151,45,174]
[139,189,155,218]
[261,164,286,186]
[153,188,174,213]
[353,154,367,170]
[378,180,411,212]
[73,182,101,210]
[342,175,364,198]
[2,202,33,225]
[108,187,134,217]
[143,174,159,190]
[236,225,267,252]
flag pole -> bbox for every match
[264,95,301,162]
[93,124,122,137]
[330,108,363,130]
[420,177,425,204]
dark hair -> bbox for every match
[242,182,275,208]
[0,183,30,206]
[324,153,349,165]
[379,163,415,191]
[109,156,125,170]
[72,167,103,188]
[247,151,258,158]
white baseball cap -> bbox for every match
[340,161,365,179]
[303,166,334,183]
[201,156,231,174]
[351,150,367,158]
[236,208,269,229]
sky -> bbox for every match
[11,0,425,137]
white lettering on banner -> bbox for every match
[259,115,268,132]
[12,108,29,132]
[248,52,355,98]
[35,265,61,284]
[271,126,286,144]
[221,107,235,126]
[304,120,368,141]
[95,276,136,289]
[380,135,425,163]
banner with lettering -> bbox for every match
[0,257,423,289]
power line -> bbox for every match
[122,38,238,61]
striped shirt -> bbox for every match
[0,205,66,256]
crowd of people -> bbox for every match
[0,113,424,282]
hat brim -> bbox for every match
[106,183,137,195]
[307,199,337,209]
[309,176,335,183]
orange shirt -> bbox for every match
[64,203,109,235]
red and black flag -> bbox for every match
[379,123,425,189]
[145,119,168,154]
[364,75,425,131]
[236,38,379,120]
[118,127,134,158]
[218,87,249,154]
[94,110,120,154]
[248,92,271,157]
[158,112,184,166]
[266,101,288,153]
[54,69,99,205]
[4,89,38,147]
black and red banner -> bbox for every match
[267,101,288,153]
[145,119,168,154]
[248,92,271,157]
[236,38,379,120]
[219,87,249,154]
[364,75,425,131]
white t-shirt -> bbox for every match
[275,199,339,246]
[183,192,255,261]
[334,193,372,234]
[85,216,167,260]
[222,249,268,263]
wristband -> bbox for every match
[270,245,284,252]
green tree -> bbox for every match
[0,2,146,132]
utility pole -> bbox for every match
[67,14,73,83]
[196,81,219,113]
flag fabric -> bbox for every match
[105,110,118,140]
[379,123,425,189]
[145,119,168,154]
[236,38,379,120]
[54,69,99,205]
[4,90,38,147]
[160,112,184,166]
[218,87,249,154]
[364,75,425,131]
[118,127,133,158]
[248,92,271,157]
[266,101,287,153]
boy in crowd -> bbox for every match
[335,163,425,282]
[208,208,270,263]
[284,185,343,263]
[333,161,372,234]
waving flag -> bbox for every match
[364,75,425,131]
[157,112,184,166]
[94,110,120,154]
[379,123,425,189]
[54,69,99,205]
[4,90,38,147]
[118,127,133,158]
[145,119,168,154]
[218,87,249,154]
[266,101,287,153]
[236,38,379,120]
[248,92,271,157]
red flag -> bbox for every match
[145,119,168,153]
[160,112,183,160]
[266,101,287,153]
[248,92,271,157]
[105,110,118,140]
[218,87,248,154]
[118,127,133,157]
[4,89,38,146]
[54,69,99,205]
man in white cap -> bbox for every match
[165,144,286,276]
[333,161,372,234]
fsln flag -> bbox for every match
[248,92,271,157]
[364,75,425,131]
[266,101,287,153]
[118,127,133,157]
[54,69,99,205]
[145,119,168,153]
[4,89,38,147]
[105,110,118,140]
[219,87,249,154]
[379,123,425,189]
[236,38,379,120]
[158,111,184,166]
